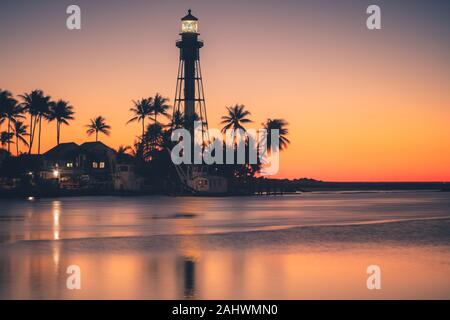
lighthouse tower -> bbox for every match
[173,9,208,142]
[171,10,228,194]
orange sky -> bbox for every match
[1,0,449,181]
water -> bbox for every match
[0,191,449,299]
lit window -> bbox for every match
[99,162,105,169]
[67,162,73,168]
[92,162,98,168]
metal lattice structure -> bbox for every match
[171,10,210,188]
[173,59,209,145]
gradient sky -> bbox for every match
[1,0,449,181]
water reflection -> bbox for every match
[181,256,196,299]
[53,201,60,241]
[1,243,449,299]
[1,192,450,242]
[0,193,449,299]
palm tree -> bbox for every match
[131,139,145,160]
[168,110,185,130]
[117,145,131,155]
[262,118,290,152]
[0,89,14,132]
[47,99,75,145]
[12,121,29,156]
[0,131,13,150]
[144,123,164,147]
[220,104,252,133]
[143,123,164,160]
[220,104,253,152]
[1,94,24,153]
[19,90,52,154]
[127,98,153,140]
[151,93,170,125]
[116,145,132,163]
[86,116,111,142]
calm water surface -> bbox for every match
[0,191,449,299]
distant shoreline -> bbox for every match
[0,181,449,199]
[294,181,449,192]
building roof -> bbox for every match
[43,142,117,161]
[181,9,198,21]
[79,141,116,160]
[43,142,80,160]
[80,141,115,153]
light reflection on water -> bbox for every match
[2,243,449,299]
[2,192,450,242]
[0,191,449,299]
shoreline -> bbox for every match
[1,182,449,199]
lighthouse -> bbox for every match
[173,9,208,142]
[171,10,227,194]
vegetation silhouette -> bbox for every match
[12,121,29,156]
[0,89,290,196]
[19,90,52,154]
[127,98,153,141]
[86,116,111,142]
[47,100,75,145]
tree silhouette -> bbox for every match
[12,121,29,156]
[168,110,185,130]
[116,145,132,163]
[151,93,171,125]
[127,98,153,141]
[220,104,252,133]
[47,100,75,145]
[0,131,14,150]
[0,89,13,132]
[86,116,111,142]
[144,123,164,157]
[0,90,24,153]
[19,90,52,154]
[220,104,253,151]
[262,118,290,152]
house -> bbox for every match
[114,163,142,192]
[187,175,228,194]
[41,142,81,184]
[41,141,136,190]
[78,142,116,185]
